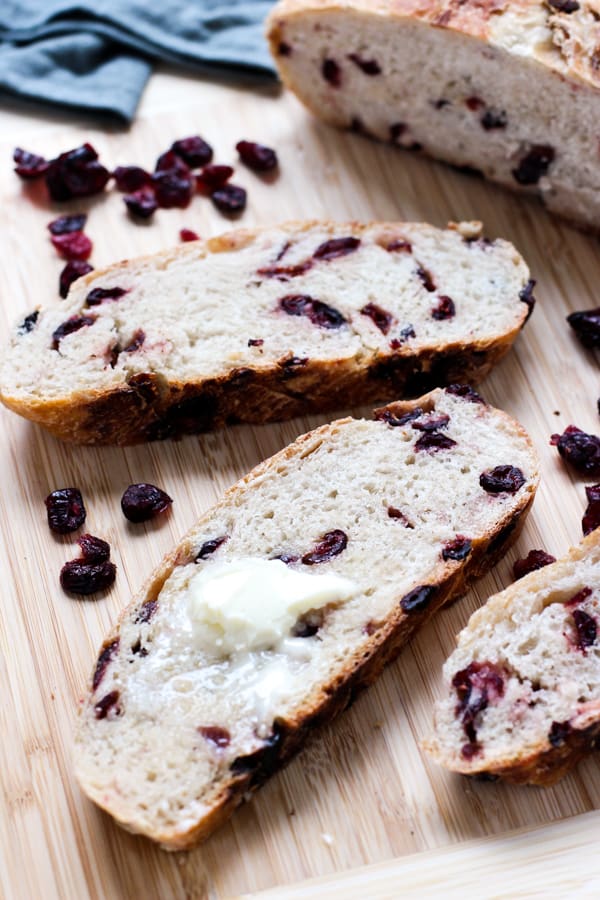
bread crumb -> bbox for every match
[447,220,483,240]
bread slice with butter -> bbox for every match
[74,386,539,849]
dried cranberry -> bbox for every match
[52,315,96,349]
[135,599,158,624]
[59,261,93,298]
[113,165,152,192]
[78,533,110,563]
[400,585,437,613]
[196,164,234,192]
[548,0,579,10]
[432,295,455,320]
[236,141,278,172]
[313,237,360,260]
[567,307,600,349]
[446,384,485,404]
[360,302,393,334]
[390,325,416,348]
[122,329,145,353]
[211,183,247,214]
[551,426,600,476]
[461,741,482,760]
[92,639,119,690]
[567,586,593,608]
[86,286,127,306]
[572,609,597,651]
[412,413,450,432]
[347,53,381,75]
[386,238,412,252]
[512,144,555,186]
[60,559,116,595]
[416,266,436,292]
[45,488,86,533]
[376,407,423,427]
[387,507,413,527]
[481,109,507,130]
[171,136,213,168]
[257,261,312,280]
[280,356,308,378]
[415,432,457,452]
[302,530,347,565]
[322,58,341,87]
[196,535,228,561]
[519,279,537,321]
[582,483,600,535]
[154,150,191,176]
[452,661,505,742]
[121,483,173,523]
[480,465,526,493]
[153,169,193,209]
[513,549,556,580]
[198,726,231,748]
[248,338,264,347]
[45,143,110,201]
[278,42,292,56]
[279,294,346,329]
[13,146,49,179]
[548,720,571,748]
[442,536,472,561]
[18,310,39,334]
[48,214,87,235]
[124,187,158,219]
[50,232,93,261]
[466,96,485,111]
[94,690,121,719]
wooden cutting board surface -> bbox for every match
[1,70,599,900]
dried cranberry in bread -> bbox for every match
[0,220,531,445]
[74,387,539,848]
[267,1,600,232]
[425,530,600,784]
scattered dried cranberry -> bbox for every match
[179,228,199,243]
[416,266,436,292]
[400,584,437,613]
[567,586,592,608]
[196,535,228,561]
[360,303,393,334]
[92,639,119,690]
[465,96,485,111]
[18,310,39,334]
[78,533,111,563]
[48,214,87,235]
[60,559,116,595]
[124,187,158,219]
[513,549,556,580]
[113,165,152,192]
[567,307,600,349]
[257,261,312,280]
[302,529,347,565]
[121,483,173,523]
[171,136,213,168]
[211,183,247,214]
[415,432,457,452]
[446,384,485,404]
[442,536,472,561]
[432,295,455,320]
[548,0,579,10]
[572,609,597,651]
[52,315,96,349]
[390,325,416,348]
[50,231,92,261]
[322,58,341,87]
[387,507,413,527]
[412,413,450,432]
[13,146,49,179]
[452,661,505,743]
[519,279,536,321]
[548,720,571,748]
[45,487,86,533]
[86,286,127,306]
[94,690,121,719]
[248,338,264,347]
[135,599,158,623]
[59,260,93,298]
[512,144,555,186]
[279,294,346,329]
[347,53,381,75]
[280,356,308,378]
[481,109,507,130]
[198,725,231,748]
[582,483,600,535]
[45,143,110,201]
[122,329,145,353]
[236,141,278,172]
[551,426,600,477]
[376,407,423,427]
[313,237,360,260]
[154,150,191,176]
[196,164,234,192]
[480,465,526,493]
[153,169,193,209]
[386,238,412,252]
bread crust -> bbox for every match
[74,389,539,848]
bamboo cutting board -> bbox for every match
[1,70,599,900]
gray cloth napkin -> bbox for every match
[0,1,277,122]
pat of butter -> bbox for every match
[188,557,356,655]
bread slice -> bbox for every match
[267,1,600,232]
[425,530,600,785]
[74,386,539,849]
[0,220,532,445]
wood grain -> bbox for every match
[0,68,598,900]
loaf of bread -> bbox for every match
[0,220,532,445]
[267,1,600,232]
[74,386,539,848]
[425,530,600,785]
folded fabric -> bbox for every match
[0,1,277,122]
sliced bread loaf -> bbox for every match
[0,220,532,444]
[425,530,600,785]
[267,1,600,231]
[74,386,539,848]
